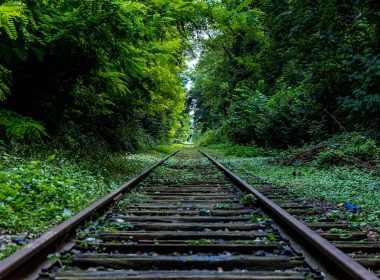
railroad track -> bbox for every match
[233,171,380,275]
[0,148,378,279]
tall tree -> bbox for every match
[191,0,380,147]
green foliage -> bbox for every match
[0,0,206,150]
[191,0,380,146]
[0,1,27,100]
[0,64,11,101]
[225,86,269,144]
[280,133,379,169]
[186,239,215,245]
[0,146,170,259]
[315,134,379,167]
[203,143,271,158]
[219,154,380,229]
[0,110,47,142]
[213,202,233,209]
[150,144,183,154]
[249,215,269,224]
[339,54,380,128]
[266,233,277,242]
[0,153,112,233]
[241,194,256,205]
[0,1,26,39]
[197,129,227,146]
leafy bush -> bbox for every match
[223,86,269,144]
[342,135,378,160]
[280,133,379,169]
[0,110,47,143]
[315,150,347,166]
[204,143,272,157]
[198,129,226,146]
[241,194,256,205]
[151,144,183,154]
[315,134,379,167]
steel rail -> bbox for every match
[199,148,378,280]
[0,150,179,279]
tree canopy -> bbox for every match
[0,0,206,151]
[190,0,380,147]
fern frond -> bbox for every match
[4,16,17,39]
[0,110,47,142]
[0,1,25,13]
[0,64,11,101]
[97,69,130,96]
[0,1,26,40]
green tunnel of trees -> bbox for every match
[189,0,379,147]
[1,0,379,151]
[0,0,205,152]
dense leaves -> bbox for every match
[191,0,380,147]
[0,1,27,100]
[0,109,47,142]
[0,0,205,150]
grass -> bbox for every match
[186,239,215,245]
[204,145,380,230]
[213,202,233,209]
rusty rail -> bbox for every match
[199,148,378,280]
[0,150,179,279]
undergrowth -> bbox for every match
[0,153,118,233]
[203,134,380,230]
[202,143,272,157]
[224,158,380,229]
[280,133,379,171]
[0,143,180,259]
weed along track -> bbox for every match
[0,148,378,279]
